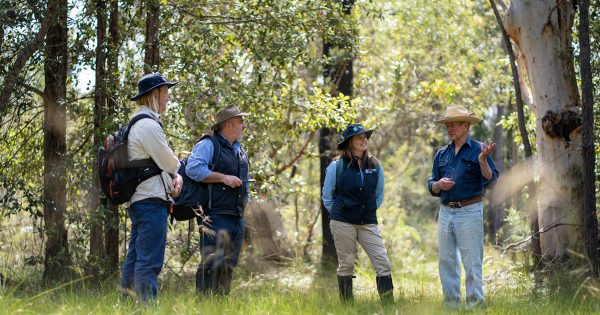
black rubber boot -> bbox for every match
[195,267,212,295]
[337,275,354,303]
[376,275,394,306]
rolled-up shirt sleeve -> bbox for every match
[376,163,385,209]
[482,155,499,188]
[321,161,337,212]
[185,139,214,182]
[427,151,441,197]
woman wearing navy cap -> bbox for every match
[120,73,183,302]
[322,123,394,305]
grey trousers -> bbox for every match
[330,219,392,277]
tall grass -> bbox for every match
[3,248,600,314]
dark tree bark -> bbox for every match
[0,21,4,54]
[488,104,505,243]
[320,0,354,268]
[319,127,337,267]
[143,0,160,73]
[0,3,54,115]
[42,0,71,283]
[104,0,120,272]
[89,0,108,270]
[577,0,599,276]
[489,0,541,268]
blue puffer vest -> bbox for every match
[330,157,379,225]
[209,135,249,216]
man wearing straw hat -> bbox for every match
[427,106,499,309]
[185,105,251,295]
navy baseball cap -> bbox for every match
[130,73,178,101]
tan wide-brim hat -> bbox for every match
[435,106,481,124]
[211,105,251,130]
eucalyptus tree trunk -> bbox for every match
[89,0,108,269]
[144,0,160,73]
[104,0,120,272]
[490,0,541,266]
[320,0,354,267]
[577,0,599,275]
[42,0,71,282]
[500,0,582,259]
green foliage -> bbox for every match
[2,0,600,291]
[497,106,537,151]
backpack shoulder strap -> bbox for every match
[198,133,221,170]
[123,113,159,140]
[335,158,345,187]
[335,159,342,184]
[199,133,221,211]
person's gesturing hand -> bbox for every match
[478,142,496,162]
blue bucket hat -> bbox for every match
[338,124,375,150]
[130,73,178,101]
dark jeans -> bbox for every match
[198,214,245,269]
[120,201,168,301]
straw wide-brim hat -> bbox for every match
[435,106,481,124]
[211,105,251,130]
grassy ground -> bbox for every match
[2,247,600,315]
[2,214,600,314]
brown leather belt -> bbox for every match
[444,196,482,208]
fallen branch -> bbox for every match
[501,222,580,251]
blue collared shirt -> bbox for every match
[427,137,499,204]
[322,160,385,212]
[185,131,241,182]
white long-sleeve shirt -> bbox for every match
[127,106,180,204]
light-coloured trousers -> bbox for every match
[330,219,392,277]
[438,202,484,308]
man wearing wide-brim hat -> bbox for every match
[185,104,251,296]
[427,106,499,310]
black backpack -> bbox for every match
[97,114,162,205]
[171,134,221,221]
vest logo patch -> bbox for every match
[364,168,377,174]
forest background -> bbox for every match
[1,0,600,313]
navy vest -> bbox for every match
[209,134,249,216]
[331,157,379,225]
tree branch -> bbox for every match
[18,82,45,98]
[0,1,55,115]
[274,131,316,175]
[501,222,580,251]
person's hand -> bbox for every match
[223,175,242,188]
[478,142,496,162]
[171,174,183,197]
[437,177,455,191]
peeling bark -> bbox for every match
[502,0,582,259]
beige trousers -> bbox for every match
[330,219,392,277]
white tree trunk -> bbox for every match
[502,0,582,258]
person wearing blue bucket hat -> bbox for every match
[322,123,394,306]
[120,73,182,303]
[130,73,178,101]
